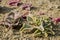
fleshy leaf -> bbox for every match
[39,23,44,31]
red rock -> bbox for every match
[52,18,60,23]
[22,3,32,10]
[0,0,2,2]
[38,11,45,15]
[8,0,20,6]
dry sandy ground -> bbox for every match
[0,0,60,40]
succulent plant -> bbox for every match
[0,0,59,37]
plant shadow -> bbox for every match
[0,6,15,13]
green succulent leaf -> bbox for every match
[27,16,33,21]
[38,22,44,31]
